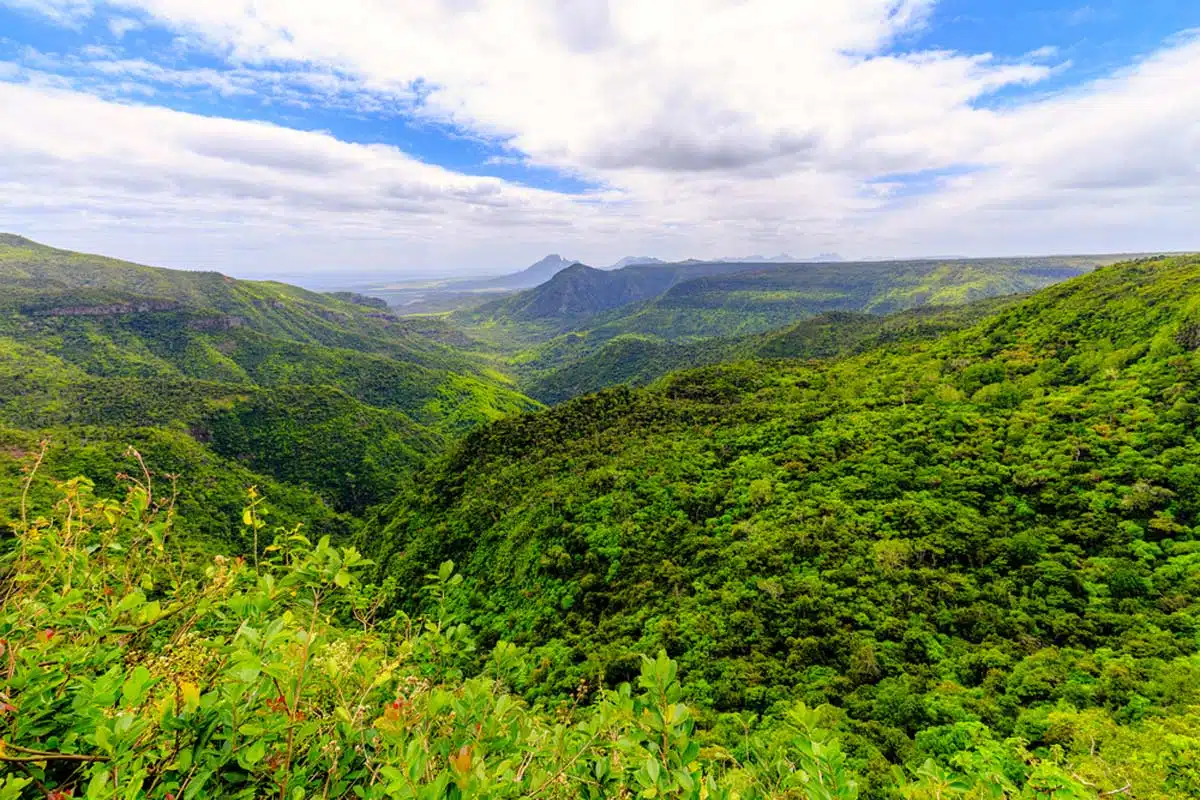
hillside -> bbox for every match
[579,256,1118,341]
[367,255,1200,786]
[453,255,1122,356]
[4,247,1198,799]
[0,235,537,521]
[455,259,785,339]
[6,464,1144,800]
[519,298,1021,404]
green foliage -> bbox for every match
[0,234,537,522]
[0,479,1114,799]
[369,255,1200,791]
[3,237,1197,798]
[519,299,1019,405]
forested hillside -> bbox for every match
[457,259,777,333]
[519,298,1020,404]
[455,255,1124,406]
[455,256,1121,350]
[2,469,1123,800]
[0,235,536,532]
[368,255,1200,794]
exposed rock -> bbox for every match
[187,316,247,331]
[31,300,181,317]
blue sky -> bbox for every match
[0,1,1196,278]
[0,3,598,193]
[907,1,1198,97]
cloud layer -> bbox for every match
[0,0,1197,277]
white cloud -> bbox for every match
[0,81,626,271]
[107,15,141,37]
[0,0,1196,276]
[2,0,93,24]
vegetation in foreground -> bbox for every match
[0,469,1160,799]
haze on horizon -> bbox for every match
[0,0,1197,281]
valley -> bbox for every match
[2,237,1198,799]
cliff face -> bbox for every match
[186,315,247,331]
[30,300,183,317]
[24,300,247,331]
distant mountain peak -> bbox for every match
[608,256,665,270]
[708,252,844,264]
[450,253,577,291]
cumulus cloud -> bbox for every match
[0,0,1196,275]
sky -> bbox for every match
[0,1,1197,280]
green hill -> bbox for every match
[0,235,538,523]
[367,255,1200,781]
[454,256,1123,353]
[520,298,1021,404]
[460,260,773,328]
[8,467,1153,800]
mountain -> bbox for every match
[457,255,1119,350]
[577,256,1113,341]
[366,254,1200,783]
[464,262,676,321]
[450,253,576,291]
[0,234,537,524]
[455,259,789,339]
[608,255,666,269]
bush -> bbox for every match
[0,466,1117,799]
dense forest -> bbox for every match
[369,255,1200,796]
[2,238,1197,798]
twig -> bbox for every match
[525,727,603,798]
[1,753,108,763]
[127,447,153,514]
[19,439,49,533]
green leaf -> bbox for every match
[243,739,267,766]
[94,724,111,751]
[85,769,111,800]
[121,665,154,706]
